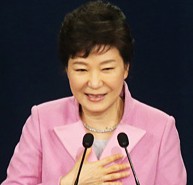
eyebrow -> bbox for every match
[72,59,116,65]
[72,61,87,65]
[100,60,116,65]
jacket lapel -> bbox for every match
[100,123,146,160]
[53,121,98,161]
[53,121,146,162]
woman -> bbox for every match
[2,1,186,184]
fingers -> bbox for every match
[99,154,124,166]
[102,182,123,185]
[102,163,130,182]
[105,163,130,174]
[99,155,130,183]
[102,170,130,182]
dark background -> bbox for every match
[1,0,192,184]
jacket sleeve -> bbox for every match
[155,116,187,185]
[1,106,61,185]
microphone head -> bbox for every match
[117,132,129,148]
[82,133,94,148]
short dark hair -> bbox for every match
[58,0,134,68]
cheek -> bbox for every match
[106,76,124,90]
[108,71,127,82]
[68,74,78,89]
[106,73,126,91]
[68,74,86,91]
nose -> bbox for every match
[87,71,103,89]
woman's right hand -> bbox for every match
[60,148,130,185]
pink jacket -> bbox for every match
[2,84,186,185]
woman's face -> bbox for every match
[66,46,129,116]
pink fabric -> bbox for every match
[2,84,187,184]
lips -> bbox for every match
[85,93,106,102]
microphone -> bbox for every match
[117,132,140,185]
[74,133,94,185]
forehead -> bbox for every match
[72,45,111,58]
[71,45,122,61]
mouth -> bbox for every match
[85,93,107,102]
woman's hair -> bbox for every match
[58,0,134,68]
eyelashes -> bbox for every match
[74,68,115,72]
[102,67,114,71]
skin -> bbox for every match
[60,46,130,184]
[60,148,130,185]
[66,46,129,135]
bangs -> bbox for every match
[71,44,112,59]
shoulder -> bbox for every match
[34,96,75,112]
[131,98,175,135]
[29,96,79,127]
[124,82,173,123]
[133,99,172,120]
[123,83,174,126]
[123,83,175,134]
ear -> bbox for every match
[124,64,130,79]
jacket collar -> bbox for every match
[54,121,146,162]
[54,82,146,161]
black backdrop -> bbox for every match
[1,0,193,184]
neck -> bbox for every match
[80,97,124,134]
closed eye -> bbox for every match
[102,68,114,71]
[75,69,87,72]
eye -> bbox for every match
[75,69,87,72]
[102,67,114,71]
